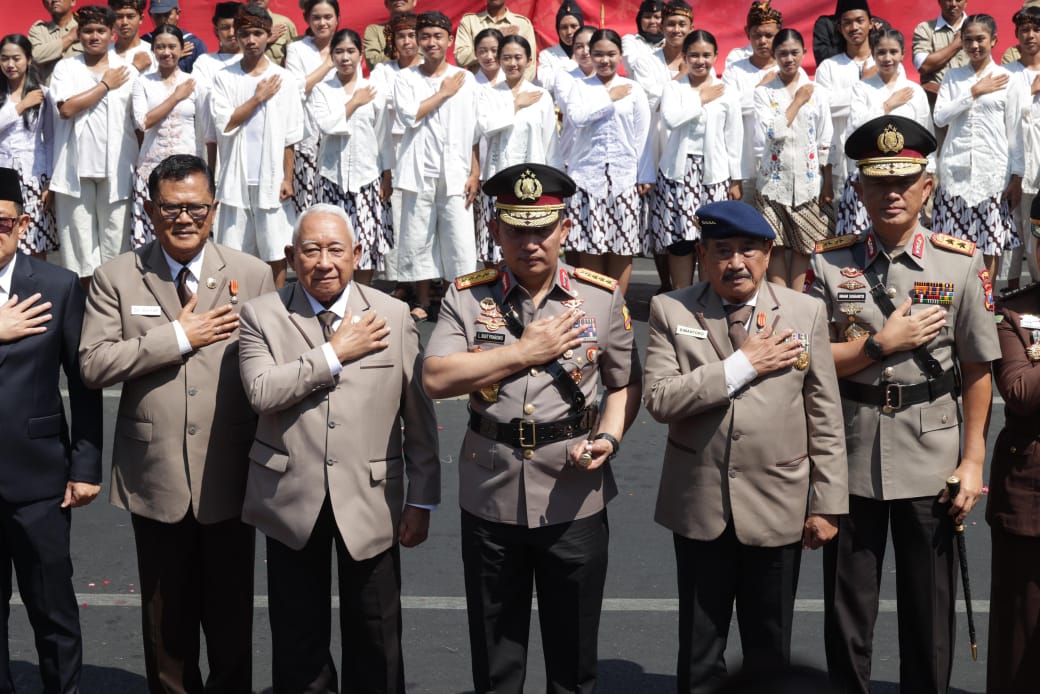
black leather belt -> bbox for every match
[468,405,598,449]
[839,368,957,412]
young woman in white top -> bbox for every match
[752,28,833,290]
[721,0,783,203]
[130,25,199,248]
[472,27,504,262]
[369,12,420,295]
[621,1,664,77]
[652,31,743,289]
[473,28,504,86]
[1001,6,1040,288]
[841,29,932,236]
[477,35,560,265]
[562,29,653,294]
[310,28,393,286]
[50,6,138,282]
[536,1,582,97]
[0,34,56,257]
[933,14,1025,279]
[284,0,339,214]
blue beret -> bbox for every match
[695,200,775,241]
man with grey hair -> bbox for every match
[237,203,440,692]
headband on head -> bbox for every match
[416,11,452,34]
[234,6,272,32]
[383,12,417,59]
[747,0,782,26]
[662,1,693,21]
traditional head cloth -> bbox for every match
[484,164,576,229]
[0,168,24,207]
[695,201,776,241]
[555,2,584,57]
[661,0,693,22]
[834,0,871,18]
[844,115,935,178]
[383,11,417,60]
[416,11,452,34]
[234,5,272,33]
[746,0,782,27]
[636,1,665,44]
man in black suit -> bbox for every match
[0,167,102,693]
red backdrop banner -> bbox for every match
[0,1,1027,75]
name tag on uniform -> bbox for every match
[837,292,866,303]
[1021,315,1040,330]
[131,305,162,316]
[475,331,505,343]
[676,325,707,339]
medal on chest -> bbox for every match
[912,281,954,306]
[475,297,508,332]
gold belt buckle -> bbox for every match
[518,419,537,448]
[883,383,902,414]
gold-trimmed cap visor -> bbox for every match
[494,202,566,228]
[856,156,929,178]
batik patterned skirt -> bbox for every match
[933,186,1019,256]
[649,155,729,253]
[320,177,393,271]
[130,171,156,249]
[475,191,502,264]
[16,171,58,254]
[835,172,871,237]
[755,193,833,256]
[565,164,644,256]
[292,144,320,215]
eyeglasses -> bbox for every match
[156,202,215,221]
[0,217,19,231]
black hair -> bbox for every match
[1014,5,1040,29]
[474,28,504,50]
[107,0,146,12]
[212,1,242,24]
[0,35,44,129]
[151,24,185,47]
[148,154,216,201]
[683,29,717,54]
[75,5,117,29]
[498,34,532,60]
[962,13,997,38]
[868,27,904,52]
[303,0,339,19]
[589,28,623,52]
[330,27,362,52]
[772,27,804,51]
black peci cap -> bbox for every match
[0,168,23,207]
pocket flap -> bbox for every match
[249,439,289,473]
[27,413,63,439]
[360,360,394,369]
[369,456,403,481]
[920,402,958,434]
[115,416,152,443]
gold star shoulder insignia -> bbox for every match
[454,268,500,290]
[814,234,859,253]
[573,268,619,291]
[930,233,976,257]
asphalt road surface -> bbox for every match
[8,261,1000,693]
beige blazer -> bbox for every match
[643,281,848,547]
[237,282,440,559]
[79,241,276,524]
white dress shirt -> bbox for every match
[933,61,1025,205]
[285,36,336,155]
[814,53,876,172]
[301,280,351,377]
[482,80,561,180]
[162,246,205,355]
[722,291,759,397]
[191,52,242,144]
[658,75,743,185]
[1006,63,1040,194]
[0,88,53,179]
[847,74,935,175]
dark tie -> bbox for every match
[317,310,337,341]
[175,266,193,307]
[725,304,753,350]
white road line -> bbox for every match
[17,594,991,614]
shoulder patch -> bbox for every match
[573,267,619,291]
[454,268,500,290]
[814,234,858,253]
[930,232,976,256]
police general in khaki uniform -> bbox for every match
[423,163,641,694]
[806,115,1000,693]
[644,200,848,693]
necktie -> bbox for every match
[175,266,193,307]
[317,310,337,341]
[725,304,753,350]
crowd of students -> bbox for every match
[1,0,1037,315]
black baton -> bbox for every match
[946,475,978,661]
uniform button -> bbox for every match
[564,349,573,359]
[188,426,197,435]
[882,367,894,379]
[328,421,336,429]
[523,403,535,415]
[941,415,949,424]
[729,470,737,478]
[1010,446,1018,454]
[576,358,584,365]
[523,450,534,460]
[188,387,198,396]
[530,368,539,377]
[732,431,741,441]
[326,458,337,466]
[887,287,898,298]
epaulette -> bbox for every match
[930,232,976,256]
[573,267,618,291]
[814,234,858,253]
[454,268,499,290]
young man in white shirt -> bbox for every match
[109,0,154,74]
[192,1,244,170]
[211,5,303,287]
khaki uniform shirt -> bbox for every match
[266,12,298,66]
[28,18,81,85]
[425,264,640,527]
[454,9,538,82]
[807,226,1000,500]
[364,22,390,71]
[912,18,969,88]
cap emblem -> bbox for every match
[877,124,904,155]
[514,169,543,202]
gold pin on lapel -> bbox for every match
[206,277,217,289]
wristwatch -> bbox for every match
[594,433,620,460]
[864,335,885,361]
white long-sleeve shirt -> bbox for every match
[285,36,335,155]
[482,80,561,180]
[1007,63,1040,194]
[132,70,201,178]
[211,61,304,209]
[49,53,138,201]
[658,76,742,185]
[536,44,576,98]
[309,75,393,193]
[191,52,242,144]
[561,73,654,197]
[753,73,833,207]
[847,74,935,175]
[621,32,662,77]
[0,87,53,179]
[814,53,875,171]
[933,62,1025,205]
